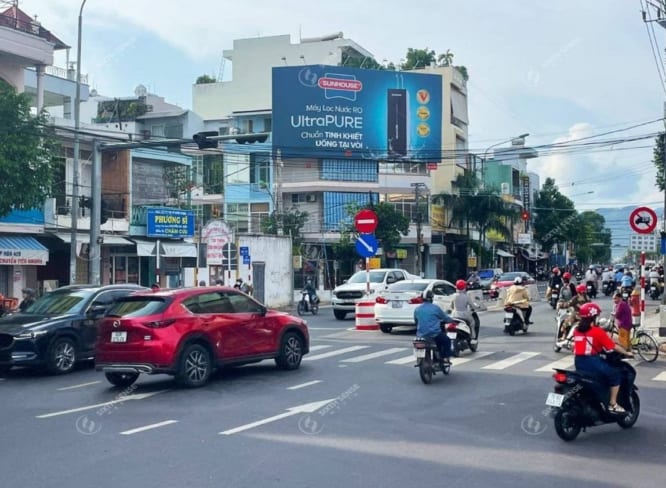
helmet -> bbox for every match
[576,283,587,294]
[580,302,602,318]
[513,276,523,284]
[552,267,560,275]
[423,290,434,302]
[563,272,571,280]
[455,279,466,291]
[21,288,34,296]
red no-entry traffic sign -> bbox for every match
[629,206,657,234]
[354,209,378,234]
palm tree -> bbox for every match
[437,49,454,67]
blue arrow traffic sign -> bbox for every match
[355,234,378,258]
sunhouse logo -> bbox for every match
[318,73,362,101]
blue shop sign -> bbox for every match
[146,208,195,238]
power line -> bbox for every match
[641,0,666,95]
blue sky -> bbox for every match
[17,0,666,211]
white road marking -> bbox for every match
[652,371,666,381]
[57,381,102,391]
[450,351,494,366]
[308,345,332,352]
[36,391,167,418]
[303,346,370,361]
[535,356,575,373]
[286,380,322,390]
[482,352,540,370]
[385,355,418,365]
[120,420,178,435]
[341,347,407,363]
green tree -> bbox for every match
[533,178,577,252]
[0,80,59,217]
[195,74,216,84]
[653,132,665,191]
[437,49,454,66]
[402,48,436,70]
[570,211,612,264]
[337,201,410,256]
[261,207,309,249]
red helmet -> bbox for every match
[580,302,602,318]
[552,267,560,275]
[576,283,587,294]
[563,272,571,280]
[455,279,467,291]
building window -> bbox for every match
[225,153,250,184]
[378,162,427,175]
[151,124,165,138]
[250,153,271,187]
[250,202,270,232]
[264,117,272,132]
[165,124,183,138]
[219,126,230,136]
[226,203,249,232]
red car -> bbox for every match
[488,272,536,299]
[95,287,309,388]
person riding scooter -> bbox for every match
[505,276,533,325]
[414,290,456,368]
[452,279,480,341]
[556,283,590,347]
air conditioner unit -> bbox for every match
[500,182,510,195]
[306,194,317,203]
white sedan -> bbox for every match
[374,279,457,334]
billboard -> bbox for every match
[146,208,195,238]
[272,65,442,160]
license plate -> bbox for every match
[391,301,403,308]
[504,312,513,320]
[413,348,425,358]
[110,331,127,343]
[447,332,457,340]
[545,392,564,407]
[551,293,558,299]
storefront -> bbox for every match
[0,235,49,297]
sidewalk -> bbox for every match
[640,305,666,352]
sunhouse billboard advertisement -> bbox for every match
[272,65,442,160]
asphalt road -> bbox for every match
[1,295,665,488]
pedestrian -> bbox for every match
[151,283,160,292]
[612,291,632,350]
[198,280,207,286]
[18,288,36,312]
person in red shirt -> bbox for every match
[612,291,632,350]
[573,302,633,414]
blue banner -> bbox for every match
[272,65,442,160]
[146,208,195,238]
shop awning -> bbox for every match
[160,241,197,258]
[496,249,514,258]
[134,240,156,256]
[0,235,49,265]
[54,233,133,246]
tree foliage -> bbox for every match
[195,74,217,84]
[402,48,436,70]
[0,80,59,217]
[653,132,665,192]
[570,211,612,264]
[337,201,410,254]
[533,178,577,251]
[261,207,309,249]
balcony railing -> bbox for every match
[44,65,88,85]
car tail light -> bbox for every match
[553,372,568,384]
[446,323,457,332]
[375,296,388,304]
[142,318,176,328]
[408,296,424,304]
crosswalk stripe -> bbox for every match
[451,351,494,366]
[482,352,540,370]
[386,355,418,365]
[304,345,370,361]
[652,371,666,381]
[535,356,575,373]
[309,345,332,352]
[341,348,407,363]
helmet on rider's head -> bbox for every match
[563,272,571,281]
[455,279,466,291]
[576,283,587,294]
[579,302,601,318]
[423,290,434,302]
[552,267,560,275]
[513,276,523,285]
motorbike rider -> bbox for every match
[18,288,36,312]
[559,272,576,304]
[504,276,533,324]
[648,266,660,287]
[414,290,455,367]
[585,266,598,295]
[573,302,633,414]
[452,279,479,340]
[234,278,253,295]
[303,277,318,304]
[620,270,634,292]
[546,267,563,298]
[557,284,590,344]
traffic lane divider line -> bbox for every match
[35,390,168,419]
[481,352,540,370]
[57,381,102,391]
[287,380,322,390]
[303,346,370,361]
[120,420,179,436]
[340,347,407,363]
[535,356,575,372]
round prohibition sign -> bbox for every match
[629,206,657,234]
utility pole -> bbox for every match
[89,139,101,285]
[411,182,426,277]
[274,149,283,235]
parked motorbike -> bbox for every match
[413,335,452,384]
[296,290,319,316]
[545,351,639,441]
[549,284,561,309]
[503,301,529,335]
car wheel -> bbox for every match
[105,372,139,388]
[275,332,304,370]
[46,337,77,375]
[333,310,347,320]
[176,343,212,388]
[379,323,392,334]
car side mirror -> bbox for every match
[386,277,396,284]
[87,305,106,318]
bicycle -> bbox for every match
[603,314,659,363]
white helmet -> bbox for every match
[514,276,522,284]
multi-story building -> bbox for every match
[192,33,470,285]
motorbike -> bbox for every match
[553,306,573,353]
[574,272,583,284]
[503,301,529,335]
[545,351,639,441]
[296,290,319,316]
[585,280,597,299]
[602,280,615,297]
[649,281,660,300]
[413,333,453,384]
[449,298,484,356]
[620,286,632,301]
[549,284,560,309]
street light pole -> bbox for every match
[481,133,529,188]
[411,182,427,277]
[69,0,87,284]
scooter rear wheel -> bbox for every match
[554,409,581,441]
[419,357,434,384]
[617,390,640,429]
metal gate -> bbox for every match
[252,262,266,304]
[0,266,9,295]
